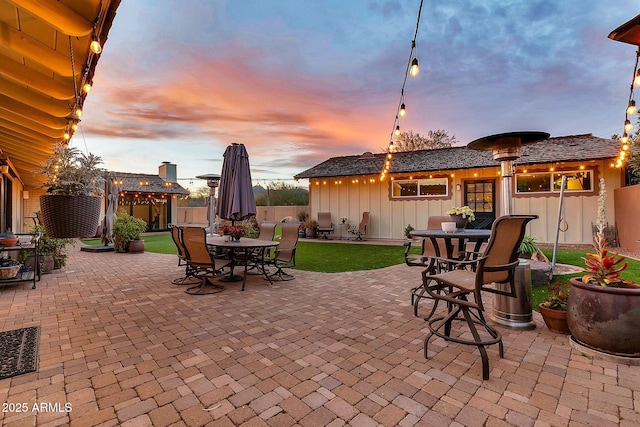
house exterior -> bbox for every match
[294,134,623,245]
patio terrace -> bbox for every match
[1,246,639,426]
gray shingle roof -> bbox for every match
[294,134,619,179]
[106,171,189,195]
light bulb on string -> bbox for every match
[394,125,400,136]
[621,133,629,144]
[83,82,92,93]
[627,100,637,115]
[623,143,630,151]
[635,69,640,86]
[409,58,419,77]
[399,103,406,117]
[90,33,102,54]
[75,106,83,117]
[71,122,78,131]
[625,119,633,131]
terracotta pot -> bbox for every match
[567,278,640,356]
[305,228,317,238]
[538,304,570,334]
[450,214,468,229]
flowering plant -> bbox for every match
[542,281,569,310]
[219,225,246,239]
[445,205,475,221]
[581,178,633,288]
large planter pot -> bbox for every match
[40,195,101,238]
[450,214,468,229]
[567,278,640,356]
[128,239,145,253]
[538,304,570,334]
[305,228,317,238]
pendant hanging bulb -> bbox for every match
[625,119,633,131]
[394,125,400,136]
[635,69,640,86]
[410,58,419,77]
[83,82,92,93]
[90,34,102,54]
[627,100,637,115]
[621,133,629,144]
[399,103,406,117]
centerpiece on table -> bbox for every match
[539,281,570,334]
[34,143,105,238]
[567,178,640,356]
[445,205,475,229]
[220,225,247,241]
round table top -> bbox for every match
[467,131,550,151]
[206,236,279,248]
[410,229,491,239]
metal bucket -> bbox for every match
[490,260,536,329]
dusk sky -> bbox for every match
[78,1,639,191]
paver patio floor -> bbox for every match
[1,247,639,426]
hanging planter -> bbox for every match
[35,143,105,239]
[40,195,101,238]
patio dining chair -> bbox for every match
[170,225,199,285]
[347,212,369,240]
[266,222,300,281]
[244,222,278,274]
[421,214,537,380]
[181,226,232,295]
[317,212,334,239]
[405,216,454,317]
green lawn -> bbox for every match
[84,233,640,308]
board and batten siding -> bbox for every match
[307,159,619,245]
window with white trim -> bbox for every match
[516,170,593,194]
[392,177,448,198]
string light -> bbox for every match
[618,47,640,168]
[90,33,102,54]
[380,0,424,179]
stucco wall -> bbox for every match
[614,184,640,253]
[307,160,620,244]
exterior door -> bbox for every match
[464,180,495,229]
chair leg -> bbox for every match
[185,274,224,295]
[267,266,295,281]
[172,265,200,285]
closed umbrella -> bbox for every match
[216,143,256,223]
[102,172,120,246]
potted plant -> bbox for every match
[112,209,147,253]
[567,178,640,356]
[219,224,247,241]
[404,224,415,239]
[34,143,105,238]
[445,206,475,229]
[297,212,308,238]
[539,281,570,334]
[0,229,18,247]
[304,219,317,238]
[518,235,538,259]
[19,225,74,273]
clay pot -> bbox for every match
[128,239,145,253]
[538,304,570,334]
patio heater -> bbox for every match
[467,131,549,330]
[196,173,221,233]
[467,131,550,216]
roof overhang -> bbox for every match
[0,0,121,189]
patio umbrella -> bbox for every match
[102,172,120,246]
[216,143,256,224]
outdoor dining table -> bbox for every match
[206,236,279,291]
[410,228,492,268]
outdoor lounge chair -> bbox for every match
[405,216,454,317]
[266,222,299,281]
[421,215,537,380]
[316,212,334,239]
[170,225,200,285]
[348,212,369,240]
[181,226,232,295]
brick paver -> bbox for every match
[1,245,639,426]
